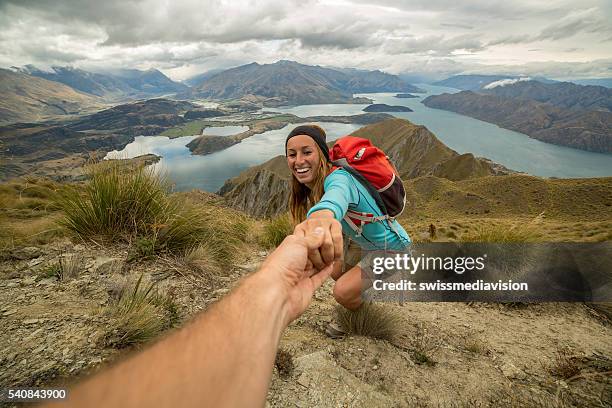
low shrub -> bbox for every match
[408,322,440,366]
[461,223,540,243]
[102,275,168,348]
[58,253,83,281]
[275,348,295,378]
[56,161,249,257]
[548,347,580,379]
[57,161,170,241]
[336,303,400,340]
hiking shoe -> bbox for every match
[325,321,346,339]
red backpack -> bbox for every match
[329,136,406,236]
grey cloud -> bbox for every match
[0,0,611,80]
[21,44,84,63]
[384,34,484,56]
[537,8,611,41]
[440,23,474,30]
[347,0,562,19]
[487,35,533,46]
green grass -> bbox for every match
[159,119,210,138]
[102,275,167,348]
[260,213,293,249]
[0,177,65,249]
[460,222,541,243]
[56,161,249,257]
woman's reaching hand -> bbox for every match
[293,209,343,270]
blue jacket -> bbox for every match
[307,168,411,251]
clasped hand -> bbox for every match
[293,210,343,271]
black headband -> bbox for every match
[285,125,330,161]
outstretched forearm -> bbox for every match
[62,274,287,408]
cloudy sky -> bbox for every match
[0,0,610,81]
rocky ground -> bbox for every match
[0,236,610,407]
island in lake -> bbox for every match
[363,104,413,112]
[394,93,418,98]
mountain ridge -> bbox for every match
[190,60,423,106]
[0,68,103,125]
[14,65,188,100]
[423,89,612,153]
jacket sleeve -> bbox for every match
[307,169,360,221]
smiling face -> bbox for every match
[286,134,321,187]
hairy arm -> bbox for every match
[58,232,332,408]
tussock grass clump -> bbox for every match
[183,242,227,275]
[408,322,440,366]
[0,217,65,248]
[0,178,65,248]
[260,213,293,249]
[103,275,175,348]
[58,253,83,281]
[336,303,400,340]
[461,223,541,243]
[56,161,249,259]
[548,347,581,379]
[57,161,170,241]
[275,348,295,378]
[460,333,489,355]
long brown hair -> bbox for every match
[288,143,332,226]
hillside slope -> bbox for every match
[17,66,189,100]
[423,91,612,153]
[484,80,612,112]
[0,69,102,124]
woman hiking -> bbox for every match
[285,124,411,337]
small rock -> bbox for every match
[500,362,526,380]
[372,365,379,370]
[91,257,123,275]
[37,278,56,286]
[21,276,37,286]
[11,247,42,260]
[26,328,43,339]
[23,318,39,325]
[236,262,261,272]
[258,251,267,257]
[28,257,44,267]
[33,345,46,354]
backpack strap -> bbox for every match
[331,162,388,215]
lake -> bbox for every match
[202,125,249,136]
[106,84,612,192]
[105,122,361,192]
[273,84,612,179]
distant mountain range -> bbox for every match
[189,60,423,106]
[423,80,612,153]
[15,65,188,100]
[183,69,225,87]
[434,75,557,91]
[0,68,102,124]
[567,78,612,89]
